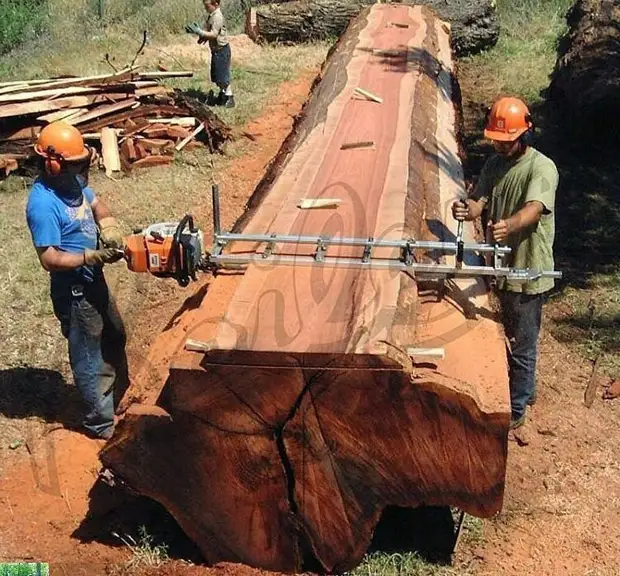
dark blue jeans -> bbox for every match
[210,43,231,90]
[51,274,128,438]
[498,291,545,421]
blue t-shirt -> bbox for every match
[26,178,99,284]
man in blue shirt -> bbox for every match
[26,122,127,440]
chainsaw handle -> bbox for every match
[173,215,196,287]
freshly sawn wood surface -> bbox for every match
[101,5,510,573]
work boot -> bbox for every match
[206,90,218,106]
[509,413,526,430]
[223,94,236,108]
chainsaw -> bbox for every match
[123,185,562,287]
[124,215,205,287]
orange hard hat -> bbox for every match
[484,97,532,142]
[35,121,89,163]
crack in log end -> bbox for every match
[275,364,331,572]
[274,424,299,516]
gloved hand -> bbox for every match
[84,248,124,267]
[98,216,124,249]
[185,21,203,36]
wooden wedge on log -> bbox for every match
[99,6,510,573]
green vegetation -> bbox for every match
[346,513,484,575]
[0,0,46,55]
[0,0,248,79]
[112,526,169,569]
[0,564,49,576]
[460,0,573,105]
[548,273,620,375]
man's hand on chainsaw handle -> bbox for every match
[84,248,124,267]
[98,216,124,249]
[451,196,487,222]
[451,199,470,221]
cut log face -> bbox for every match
[101,5,509,574]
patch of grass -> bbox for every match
[0,0,250,80]
[547,272,620,377]
[345,513,484,576]
[460,0,573,105]
[0,0,46,55]
[112,526,169,569]
[346,552,477,576]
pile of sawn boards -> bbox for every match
[0,67,232,176]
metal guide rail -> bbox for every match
[205,185,561,283]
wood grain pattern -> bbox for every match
[101,5,510,573]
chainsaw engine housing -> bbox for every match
[125,216,204,286]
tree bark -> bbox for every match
[246,0,499,55]
[100,5,510,573]
[548,0,620,143]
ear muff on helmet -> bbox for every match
[41,144,94,177]
[43,146,65,176]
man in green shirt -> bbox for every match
[452,96,559,430]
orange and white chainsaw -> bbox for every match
[123,185,562,287]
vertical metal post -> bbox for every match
[455,219,464,269]
[212,184,221,237]
[98,0,105,19]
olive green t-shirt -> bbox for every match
[472,147,559,294]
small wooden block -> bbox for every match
[138,137,175,150]
[340,141,375,151]
[134,142,148,160]
[120,137,137,162]
[143,123,169,138]
[185,339,214,353]
[406,347,445,359]
[0,156,19,175]
[298,198,341,209]
[180,140,206,151]
[353,87,383,104]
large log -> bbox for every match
[245,0,499,55]
[548,0,620,144]
[100,5,509,573]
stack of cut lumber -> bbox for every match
[0,67,232,176]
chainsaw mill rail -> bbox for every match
[207,184,560,282]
